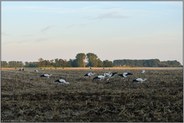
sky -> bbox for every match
[1,1,183,64]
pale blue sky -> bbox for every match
[1,1,183,64]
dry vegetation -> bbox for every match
[1,68,183,122]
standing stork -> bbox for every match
[141,70,145,74]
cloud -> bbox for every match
[21,34,35,37]
[41,26,53,33]
[66,24,76,29]
[35,37,49,42]
[1,32,11,36]
[94,11,128,20]
[65,22,95,29]
[2,4,130,15]
[3,5,94,14]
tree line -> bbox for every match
[1,53,113,68]
[113,59,182,67]
[1,53,182,68]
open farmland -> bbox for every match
[1,68,183,122]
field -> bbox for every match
[1,67,183,122]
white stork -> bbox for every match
[93,75,106,81]
[104,72,117,77]
[141,70,145,74]
[118,72,133,78]
[103,72,111,77]
[55,79,70,84]
[104,72,118,80]
[133,78,147,83]
[84,72,95,77]
[40,73,52,78]
[34,69,39,73]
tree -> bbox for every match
[8,61,17,67]
[16,61,24,67]
[86,53,99,67]
[75,53,86,67]
[44,60,51,67]
[159,60,182,67]
[37,58,52,67]
[97,59,103,67]
[8,61,23,68]
[67,59,76,67]
[50,59,54,66]
[113,59,163,67]
[38,58,44,67]
[1,61,8,67]
[59,59,68,68]
[25,62,38,67]
[103,60,113,67]
[53,58,59,67]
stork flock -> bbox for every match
[89,70,147,83]
[18,68,147,85]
